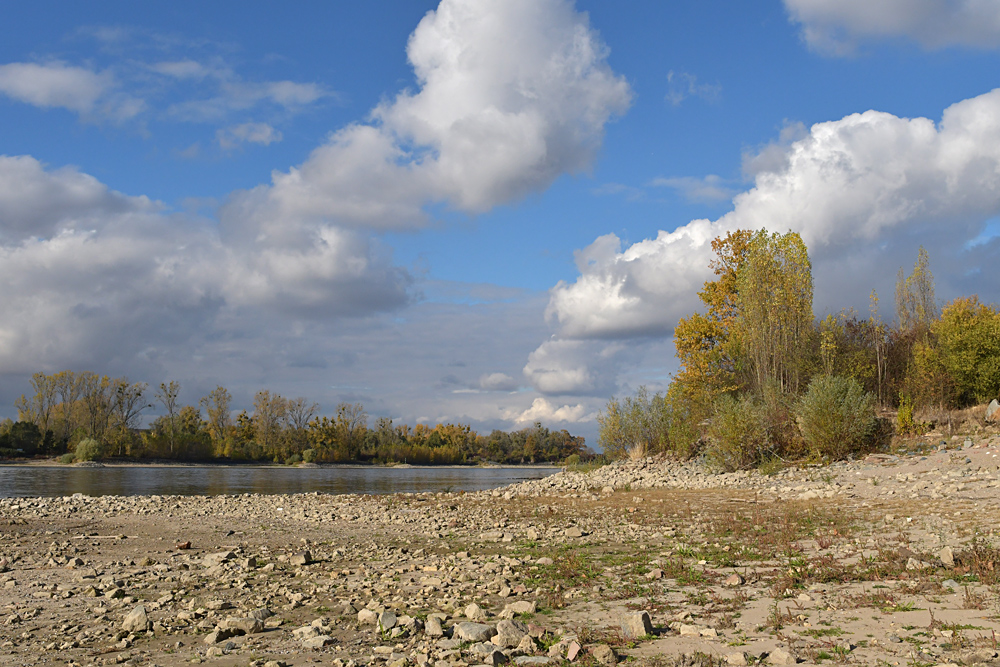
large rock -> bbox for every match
[358,609,378,625]
[465,603,489,622]
[454,622,497,643]
[424,615,444,637]
[940,546,955,567]
[767,648,796,665]
[289,551,313,566]
[590,645,617,666]
[501,600,537,618]
[220,617,264,634]
[493,619,529,647]
[378,611,398,632]
[121,605,151,633]
[620,611,653,639]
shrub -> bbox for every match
[563,454,581,467]
[302,448,317,463]
[285,454,302,465]
[59,452,76,464]
[706,395,772,471]
[74,438,104,462]
[796,375,877,461]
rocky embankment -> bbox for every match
[2,433,1000,667]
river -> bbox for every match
[0,464,558,498]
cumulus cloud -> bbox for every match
[784,0,1000,55]
[222,0,632,235]
[508,397,595,424]
[478,372,518,391]
[532,87,1000,392]
[523,338,642,395]
[0,62,143,121]
[216,122,283,149]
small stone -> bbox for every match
[889,635,902,643]
[620,611,653,639]
[724,653,748,666]
[767,647,796,665]
[679,624,700,636]
[493,619,529,648]
[590,644,617,666]
[986,399,999,423]
[424,615,443,637]
[724,573,745,587]
[378,611,398,632]
[566,641,581,661]
[289,551,313,566]
[939,546,955,567]
[203,628,237,644]
[486,649,509,666]
[302,634,334,649]
[454,622,497,643]
[501,600,537,618]
[564,527,583,538]
[464,603,488,622]
[358,609,378,625]
[644,569,663,580]
[536,557,554,566]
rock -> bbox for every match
[202,551,233,567]
[220,617,263,634]
[358,609,378,625]
[564,527,583,538]
[121,605,151,633]
[590,645,617,666]
[724,573,745,587]
[514,658,551,666]
[203,628,237,644]
[939,546,955,567]
[424,615,444,637]
[986,399,999,423]
[679,624,700,636]
[249,607,274,621]
[302,635,334,649]
[536,557,554,566]
[906,557,931,570]
[293,625,321,639]
[486,649,509,665]
[724,653,748,666]
[644,569,663,580]
[566,641,581,661]
[454,622,497,643]
[620,611,653,639]
[464,603,489,622]
[515,634,536,654]
[289,551,313,566]
[501,600,537,618]
[493,619,529,647]
[378,611,398,632]
[767,648,796,665]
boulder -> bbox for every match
[492,619,529,647]
[620,611,653,639]
[289,551,313,566]
[986,399,999,423]
[590,645,617,666]
[424,615,444,637]
[767,648,796,665]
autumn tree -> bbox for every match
[933,296,1000,405]
[200,386,233,456]
[895,246,937,337]
[155,381,181,455]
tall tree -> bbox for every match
[200,386,233,456]
[155,381,181,455]
[895,246,937,336]
[252,390,287,459]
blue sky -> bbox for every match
[2,1,999,446]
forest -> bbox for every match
[2,377,586,465]
[598,229,1000,470]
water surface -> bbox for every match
[0,464,558,498]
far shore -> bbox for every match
[0,457,561,470]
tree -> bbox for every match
[252,390,287,460]
[14,372,57,436]
[933,296,1000,405]
[108,378,150,456]
[200,386,233,456]
[79,372,113,444]
[733,230,813,395]
[895,246,937,336]
[155,381,181,455]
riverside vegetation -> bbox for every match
[598,231,1000,470]
[2,380,586,466]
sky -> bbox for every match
[2,0,1000,447]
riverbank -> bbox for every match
[2,434,1000,666]
[1,458,561,470]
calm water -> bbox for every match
[0,465,558,498]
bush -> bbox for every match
[59,452,76,464]
[74,438,104,462]
[285,454,302,465]
[302,448,317,463]
[706,395,773,471]
[796,375,877,461]
[563,454,581,467]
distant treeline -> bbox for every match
[3,374,586,465]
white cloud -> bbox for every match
[508,397,595,424]
[523,338,640,395]
[650,175,734,203]
[0,62,143,121]
[478,372,518,391]
[535,88,1000,389]
[216,122,283,150]
[665,70,721,106]
[784,0,1000,55]
[222,0,632,234]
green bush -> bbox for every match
[563,454,581,467]
[74,438,104,462]
[706,395,773,471]
[59,452,76,464]
[302,448,317,463]
[796,375,877,461]
[285,454,302,465]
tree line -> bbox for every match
[2,377,586,465]
[599,229,1000,469]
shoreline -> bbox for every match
[0,458,561,470]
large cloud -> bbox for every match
[784,0,1000,54]
[534,88,1000,392]
[222,0,631,236]
[0,62,143,121]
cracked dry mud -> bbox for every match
[3,433,1000,667]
